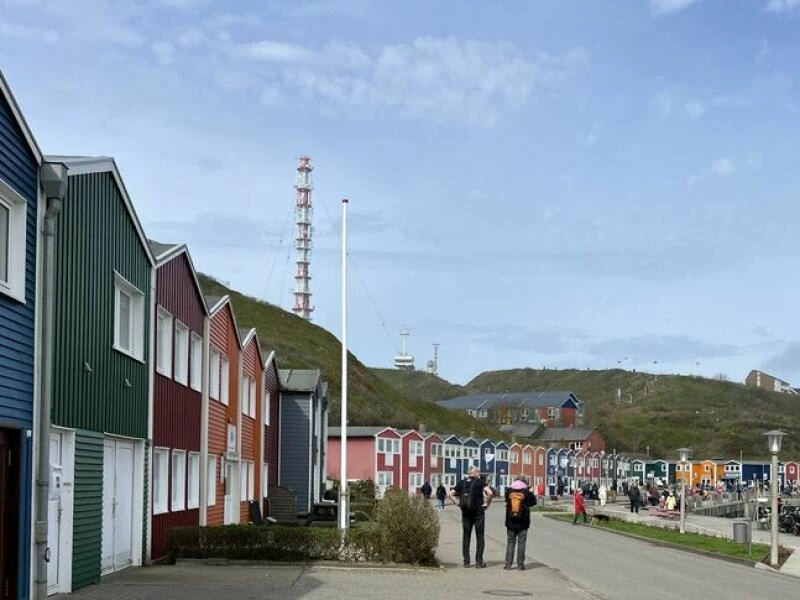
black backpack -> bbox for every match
[459,479,477,510]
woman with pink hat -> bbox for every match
[504,478,537,570]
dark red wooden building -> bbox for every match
[262,350,280,515]
[148,241,208,561]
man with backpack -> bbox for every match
[505,478,537,570]
[450,467,494,568]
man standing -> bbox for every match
[450,467,493,568]
[421,481,432,500]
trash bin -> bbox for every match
[733,520,751,544]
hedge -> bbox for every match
[168,524,381,563]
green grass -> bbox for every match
[547,514,770,562]
[373,366,800,459]
[197,274,502,438]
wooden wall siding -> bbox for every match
[279,393,311,513]
[155,253,204,332]
[51,171,151,439]
[209,303,240,433]
[206,400,226,525]
[264,363,280,488]
[151,509,199,561]
[239,338,262,519]
[71,430,104,590]
[0,92,38,429]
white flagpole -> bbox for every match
[338,198,349,531]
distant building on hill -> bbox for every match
[746,369,798,394]
[435,391,584,427]
[531,427,605,452]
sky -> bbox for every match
[3,0,800,385]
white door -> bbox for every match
[102,439,135,575]
[47,433,62,594]
[224,461,239,524]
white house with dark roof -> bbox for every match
[436,391,584,427]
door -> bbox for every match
[102,439,135,575]
[223,461,238,524]
[47,432,62,594]
[0,429,20,600]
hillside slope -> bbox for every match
[372,366,800,459]
[198,274,498,438]
[371,368,466,403]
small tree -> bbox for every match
[375,489,440,565]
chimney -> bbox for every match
[470,430,476,438]
[418,422,426,434]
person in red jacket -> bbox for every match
[573,489,588,525]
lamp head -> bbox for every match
[677,447,691,464]
[764,430,785,455]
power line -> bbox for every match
[263,202,294,302]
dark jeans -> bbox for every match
[630,500,639,513]
[505,528,528,567]
[438,498,446,509]
[462,510,486,565]
[573,510,587,524]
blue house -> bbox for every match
[742,461,770,487]
[442,435,463,486]
[461,437,480,475]
[546,448,558,496]
[494,441,510,490]
[0,72,68,600]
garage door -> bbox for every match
[101,439,135,575]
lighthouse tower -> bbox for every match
[293,156,314,320]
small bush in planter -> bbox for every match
[375,489,439,565]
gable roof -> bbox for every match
[328,426,389,438]
[533,427,596,442]
[204,294,243,348]
[279,369,322,393]
[498,423,545,439]
[46,155,155,266]
[148,240,209,315]
[0,70,42,164]
[436,391,582,411]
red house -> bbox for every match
[521,445,535,481]
[509,443,524,479]
[205,295,242,525]
[262,350,280,516]
[149,242,207,561]
[423,432,444,488]
[327,426,402,497]
[576,449,588,481]
[533,447,547,489]
[238,328,265,522]
[785,461,799,487]
[590,451,602,483]
[400,430,425,494]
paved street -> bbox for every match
[59,502,800,600]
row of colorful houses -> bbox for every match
[327,427,800,497]
[0,72,329,599]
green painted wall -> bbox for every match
[71,430,103,590]
[51,171,151,438]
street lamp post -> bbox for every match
[764,430,785,568]
[678,448,691,534]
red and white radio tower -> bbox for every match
[293,156,314,320]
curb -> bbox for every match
[175,558,440,571]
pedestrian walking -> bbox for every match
[573,489,588,525]
[421,481,432,499]
[435,483,447,511]
[598,484,607,506]
[504,478,537,570]
[629,483,641,514]
[450,467,493,568]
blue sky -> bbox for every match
[3,0,800,385]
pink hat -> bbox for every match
[510,479,528,490]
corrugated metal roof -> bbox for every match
[533,427,596,442]
[279,368,321,392]
[328,426,388,437]
[436,391,582,411]
[147,239,179,259]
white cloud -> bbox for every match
[0,21,59,43]
[156,0,209,8]
[651,0,702,15]
[654,92,673,119]
[176,28,206,48]
[152,40,175,64]
[684,100,706,119]
[712,157,735,176]
[765,0,800,13]
[234,40,313,62]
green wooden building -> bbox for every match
[45,156,154,593]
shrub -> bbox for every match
[374,490,439,565]
[168,524,381,563]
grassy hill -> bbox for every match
[197,274,498,438]
[371,366,800,460]
[371,368,466,403]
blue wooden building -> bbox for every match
[494,440,510,490]
[442,435,463,486]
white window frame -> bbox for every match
[241,377,249,417]
[153,448,169,515]
[187,452,200,509]
[207,455,218,506]
[248,461,255,500]
[523,452,532,465]
[209,349,221,400]
[240,460,248,500]
[113,272,145,361]
[171,450,186,512]
[190,332,203,391]
[377,471,394,487]
[262,463,269,498]
[174,321,190,386]
[264,391,271,426]
[220,357,230,405]
[538,453,544,465]
[156,308,174,377]
[249,378,256,419]
[0,182,27,303]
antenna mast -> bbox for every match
[293,156,314,320]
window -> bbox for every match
[249,379,256,418]
[187,452,200,509]
[153,448,169,514]
[262,463,269,498]
[156,309,173,376]
[189,333,203,391]
[174,322,190,385]
[240,461,248,500]
[538,453,544,466]
[574,442,583,450]
[377,471,393,487]
[523,452,532,465]
[248,462,255,500]
[220,358,230,405]
[510,451,519,463]
[171,450,186,511]
[209,349,221,400]
[264,391,271,426]
[114,272,145,360]
[0,182,27,302]
[241,377,249,417]
[410,441,424,460]
[207,456,218,506]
